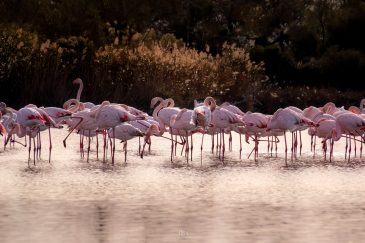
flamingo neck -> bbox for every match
[76,81,83,101]
[15,123,26,137]
[360,99,365,110]
[204,97,216,111]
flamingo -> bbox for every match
[241,112,270,161]
[331,112,365,162]
[320,102,344,115]
[308,119,336,161]
[95,103,145,165]
[209,98,245,163]
[73,78,95,109]
[169,108,197,163]
[108,123,144,163]
[220,101,245,151]
[15,107,59,165]
[63,101,110,161]
[129,118,159,155]
[267,107,315,165]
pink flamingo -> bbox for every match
[331,112,365,162]
[240,112,270,161]
[108,123,144,163]
[220,101,245,151]
[15,107,59,166]
[63,101,110,161]
[267,107,315,165]
[209,98,245,163]
[308,119,336,161]
[73,78,95,109]
[95,103,145,165]
[169,108,197,163]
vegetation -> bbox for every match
[0,0,364,112]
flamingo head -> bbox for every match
[72,78,82,85]
[194,109,208,127]
[349,106,361,114]
[0,102,6,113]
[150,97,163,109]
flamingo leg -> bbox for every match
[348,135,351,162]
[299,131,302,156]
[171,131,174,162]
[345,135,348,160]
[180,136,186,156]
[190,134,193,162]
[313,136,317,159]
[38,130,42,160]
[216,133,219,156]
[229,132,232,151]
[62,117,83,147]
[360,135,363,161]
[138,137,141,155]
[103,130,107,163]
[291,132,294,162]
[275,136,278,158]
[284,131,288,166]
[33,136,36,165]
[330,138,334,162]
[87,130,91,162]
[124,141,127,163]
[270,136,274,157]
[28,133,31,167]
[48,127,52,163]
[255,134,259,162]
[185,135,189,165]
[200,133,205,166]
[112,128,115,165]
[96,133,99,160]
[239,133,242,160]
[323,140,327,161]
[222,130,225,163]
[211,134,214,154]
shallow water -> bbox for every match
[1,129,365,242]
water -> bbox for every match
[1,129,365,242]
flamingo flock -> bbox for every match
[1,78,365,167]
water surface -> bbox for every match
[1,129,365,242]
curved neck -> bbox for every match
[165,98,175,107]
[76,81,83,101]
[152,102,166,135]
[360,99,365,110]
[63,99,81,112]
[204,97,216,111]
[15,123,26,137]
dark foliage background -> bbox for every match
[1,0,364,112]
